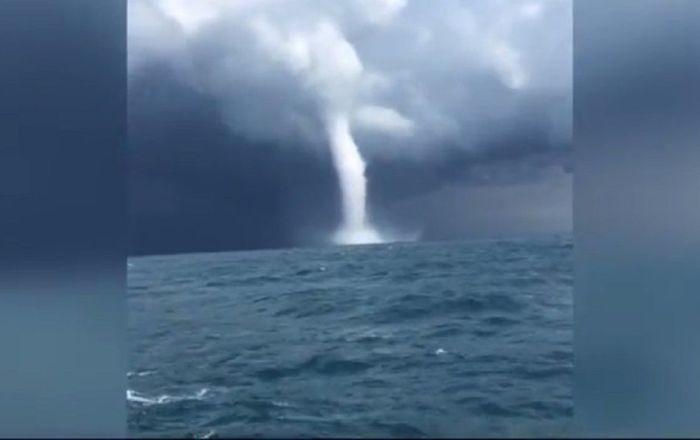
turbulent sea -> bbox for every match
[128,236,573,438]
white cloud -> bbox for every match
[128,0,571,157]
[520,1,544,20]
[354,105,415,137]
[487,40,528,90]
[356,0,407,25]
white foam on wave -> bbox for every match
[271,400,292,408]
[199,429,217,439]
[127,388,209,406]
[342,326,394,343]
[127,370,155,378]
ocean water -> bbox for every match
[128,236,573,438]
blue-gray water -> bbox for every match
[128,236,572,438]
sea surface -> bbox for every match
[128,236,573,438]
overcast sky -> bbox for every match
[128,0,572,255]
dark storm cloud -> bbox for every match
[383,166,571,241]
[129,65,340,254]
[128,0,571,253]
[365,119,571,238]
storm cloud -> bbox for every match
[128,0,572,254]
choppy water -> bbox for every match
[128,236,573,438]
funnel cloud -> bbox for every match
[326,112,382,244]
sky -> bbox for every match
[127,0,572,255]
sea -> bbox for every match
[127,235,573,438]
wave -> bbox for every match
[127,388,209,406]
[127,370,155,378]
